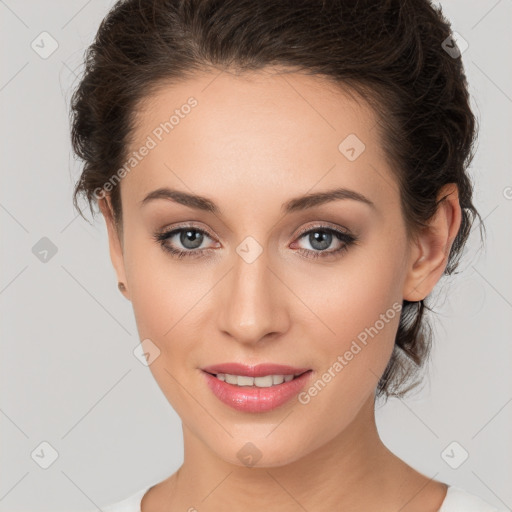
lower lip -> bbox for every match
[202,370,313,413]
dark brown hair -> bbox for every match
[70,0,484,401]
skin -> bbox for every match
[99,69,460,511]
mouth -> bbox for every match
[202,369,311,388]
[200,362,312,386]
[201,365,314,413]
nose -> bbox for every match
[216,249,290,346]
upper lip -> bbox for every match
[201,363,311,378]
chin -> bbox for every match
[207,430,317,469]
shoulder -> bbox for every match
[97,486,152,512]
[439,486,506,512]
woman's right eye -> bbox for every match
[153,226,217,259]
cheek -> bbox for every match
[128,271,192,352]
[304,241,406,389]
[306,239,404,337]
[122,227,179,340]
[123,236,217,381]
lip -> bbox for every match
[201,365,313,413]
[201,362,311,378]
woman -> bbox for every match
[70,0,502,510]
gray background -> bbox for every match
[1,0,511,510]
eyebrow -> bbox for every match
[140,186,376,214]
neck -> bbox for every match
[147,394,442,512]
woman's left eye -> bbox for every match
[153,224,358,260]
[292,226,358,259]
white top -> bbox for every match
[99,484,506,512]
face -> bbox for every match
[101,69,446,468]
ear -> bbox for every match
[402,183,462,302]
[98,194,130,301]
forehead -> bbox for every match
[122,69,397,214]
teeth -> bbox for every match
[216,373,298,387]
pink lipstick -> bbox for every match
[201,363,313,413]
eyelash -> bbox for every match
[152,223,358,260]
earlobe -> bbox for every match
[402,183,462,302]
[98,195,130,300]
